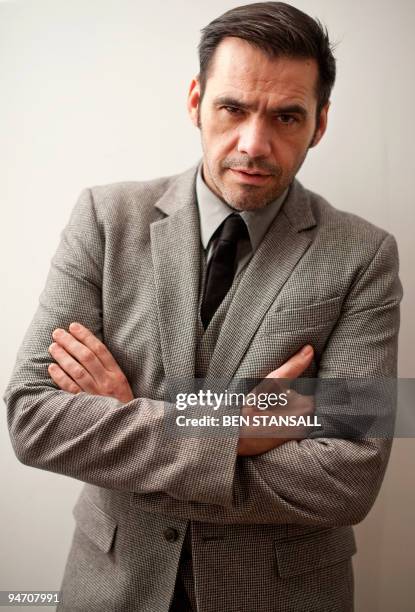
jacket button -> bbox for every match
[163,527,179,542]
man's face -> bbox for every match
[188,37,329,211]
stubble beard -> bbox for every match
[198,120,309,212]
[201,144,308,212]
[206,158,291,211]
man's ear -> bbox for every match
[187,77,201,128]
[309,101,330,148]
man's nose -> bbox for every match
[237,118,272,158]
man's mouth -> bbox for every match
[232,168,270,176]
[229,168,272,185]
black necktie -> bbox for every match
[201,213,249,329]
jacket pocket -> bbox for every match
[274,526,356,578]
[72,494,117,554]
[260,296,343,335]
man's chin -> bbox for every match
[218,176,286,210]
[222,187,279,211]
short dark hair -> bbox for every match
[198,1,336,114]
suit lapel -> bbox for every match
[151,164,201,380]
[206,179,317,380]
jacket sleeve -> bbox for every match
[4,188,238,508]
[130,232,403,526]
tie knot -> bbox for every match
[219,213,249,243]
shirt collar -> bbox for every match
[196,161,288,251]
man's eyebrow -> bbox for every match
[213,96,308,117]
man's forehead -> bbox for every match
[206,37,319,104]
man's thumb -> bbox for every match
[267,345,314,380]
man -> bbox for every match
[4,2,402,612]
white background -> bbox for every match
[1,1,414,610]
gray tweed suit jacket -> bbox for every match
[5,162,402,612]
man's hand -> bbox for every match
[237,345,315,456]
[47,323,313,451]
[48,322,134,404]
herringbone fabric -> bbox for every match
[4,161,402,612]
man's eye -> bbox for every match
[223,106,242,115]
[277,114,297,125]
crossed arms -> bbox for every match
[4,187,402,526]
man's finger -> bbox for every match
[251,345,314,399]
[68,322,121,372]
[48,342,98,393]
[48,363,82,394]
[51,328,107,383]
[267,345,314,380]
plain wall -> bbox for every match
[1,1,414,610]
